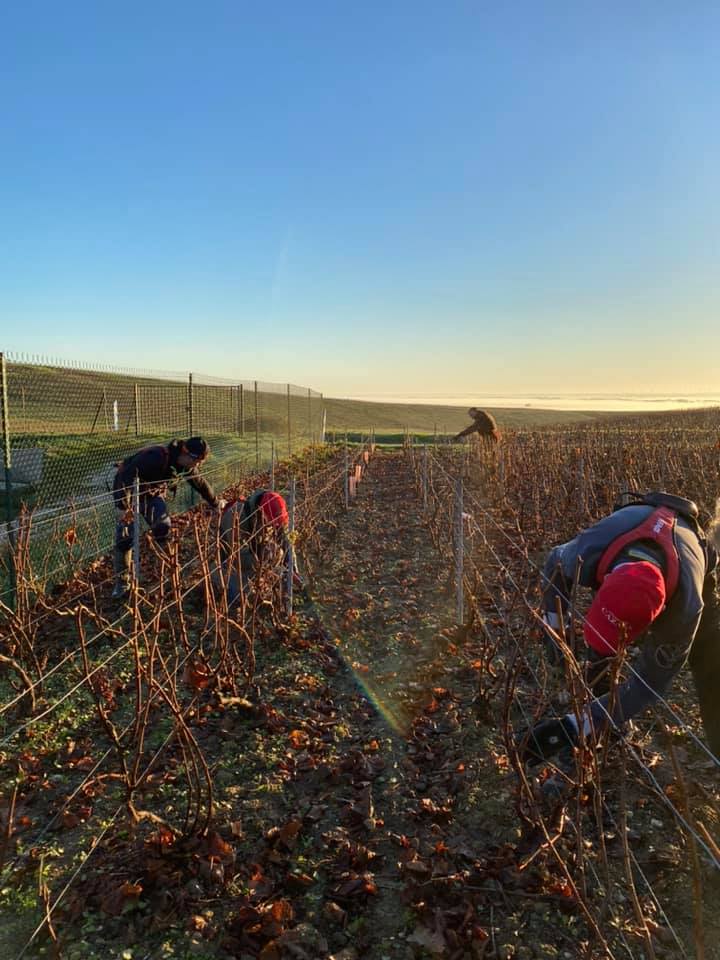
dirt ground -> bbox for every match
[2,448,719,960]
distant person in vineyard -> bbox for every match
[452,407,500,444]
[520,492,720,767]
[218,489,298,607]
[111,436,222,599]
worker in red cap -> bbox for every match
[521,492,720,766]
[111,436,222,598]
[218,489,296,607]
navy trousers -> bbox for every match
[115,492,171,553]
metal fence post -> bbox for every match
[238,384,244,436]
[270,441,275,491]
[90,390,105,435]
[133,474,141,586]
[287,383,292,458]
[188,373,194,436]
[286,476,295,617]
[134,382,141,437]
[0,353,16,608]
[307,388,312,445]
[455,477,464,626]
[254,381,259,470]
[188,373,196,504]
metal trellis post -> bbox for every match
[286,476,295,617]
[133,474,141,586]
[422,444,428,509]
[254,381,259,470]
[0,353,16,608]
[455,477,464,626]
[287,383,292,458]
[344,445,349,510]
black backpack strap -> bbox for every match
[641,492,699,523]
[613,490,699,525]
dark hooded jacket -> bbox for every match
[113,440,217,507]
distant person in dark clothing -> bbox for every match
[453,408,500,443]
[112,436,221,598]
[520,492,720,767]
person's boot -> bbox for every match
[111,548,132,599]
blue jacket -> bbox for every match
[543,505,717,727]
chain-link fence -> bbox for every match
[0,352,324,602]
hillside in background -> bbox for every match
[324,396,611,434]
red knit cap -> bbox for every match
[584,561,666,655]
[260,491,289,529]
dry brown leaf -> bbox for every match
[258,943,281,960]
[206,831,235,863]
[101,880,143,916]
[288,729,309,749]
[184,661,212,691]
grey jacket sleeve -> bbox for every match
[542,538,584,616]
[588,638,692,729]
[588,568,713,730]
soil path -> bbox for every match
[10,449,711,959]
[223,448,528,960]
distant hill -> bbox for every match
[323,396,610,434]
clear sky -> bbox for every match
[2,3,719,398]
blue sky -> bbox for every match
[2,3,719,397]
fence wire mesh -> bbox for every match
[0,353,324,600]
